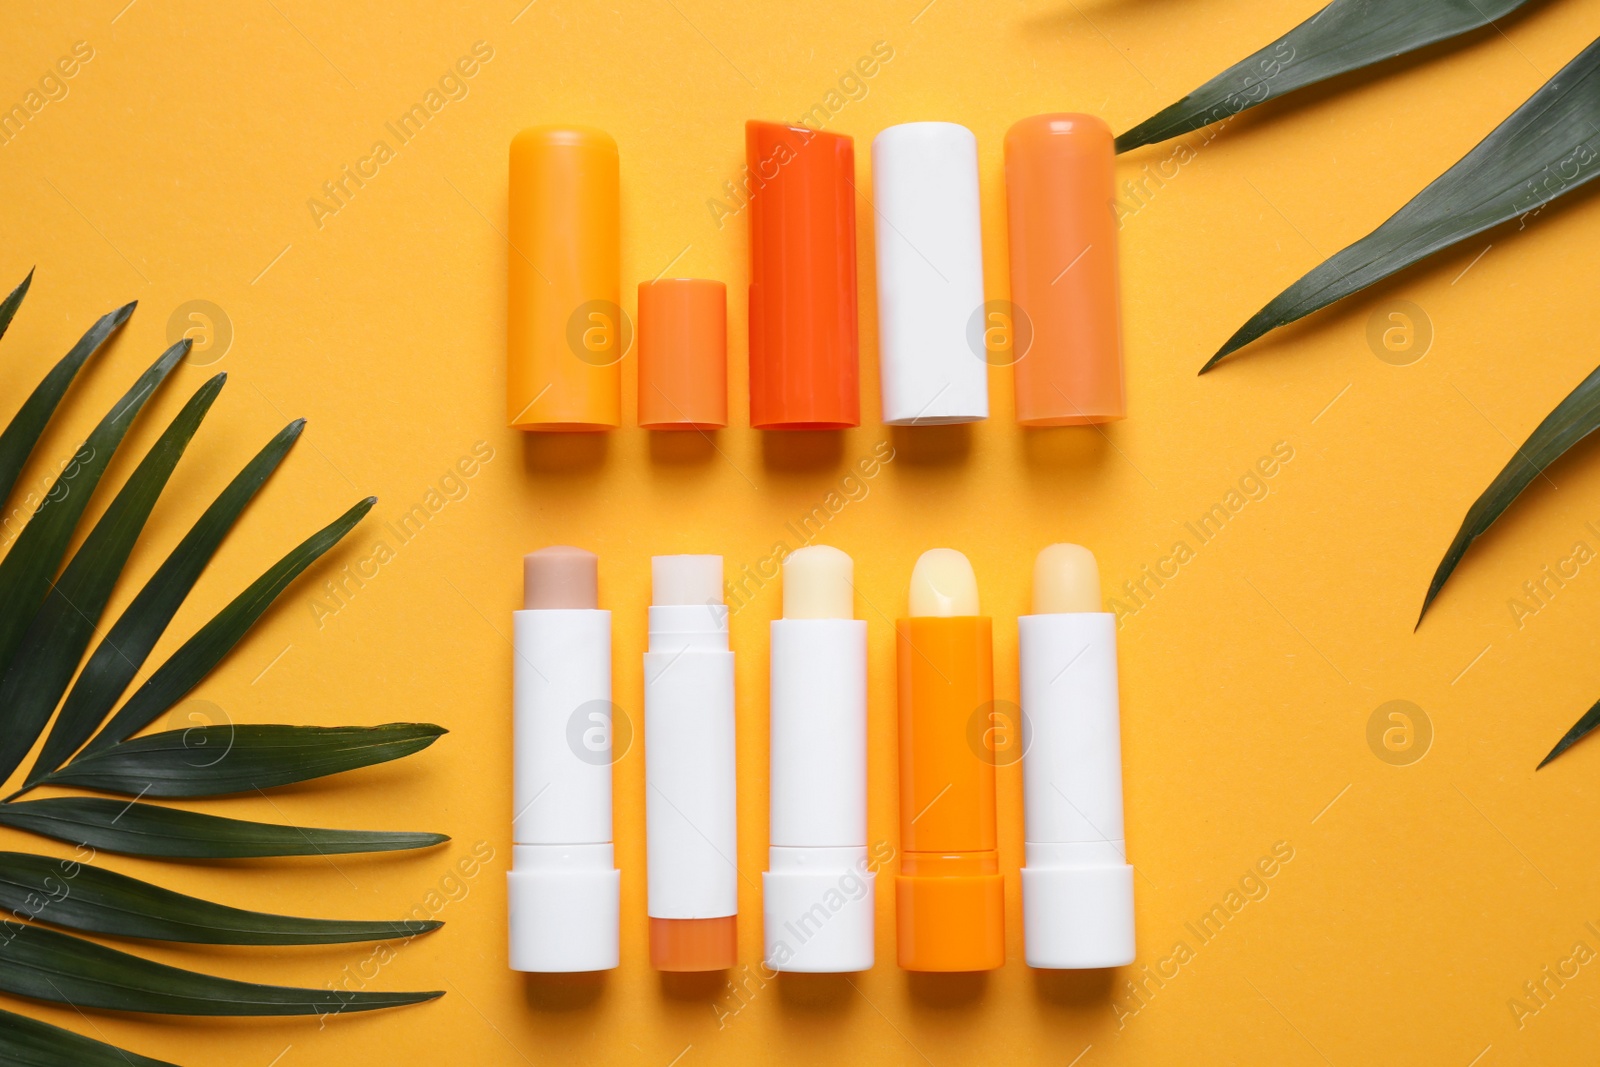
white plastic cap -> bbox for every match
[871,122,989,425]
[508,843,620,972]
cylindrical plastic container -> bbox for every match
[871,122,988,425]
[895,615,1004,971]
[507,608,620,971]
[1018,611,1134,968]
[507,126,622,430]
[764,618,873,972]
[1004,114,1125,426]
[645,558,738,970]
[638,279,727,430]
[746,120,860,430]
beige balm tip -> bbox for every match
[782,545,854,620]
[908,548,979,617]
[1033,543,1101,614]
[652,555,724,606]
[524,546,599,610]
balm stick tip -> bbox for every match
[908,549,979,618]
[782,545,854,620]
[1033,543,1100,614]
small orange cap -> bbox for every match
[638,279,728,430]
[649,916,736,971]
[1004,114,1126,426]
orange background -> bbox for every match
[4,0,1600,1063]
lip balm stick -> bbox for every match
[507,547,620,972]
[645,555,738,971]
[763,546,873,972]
[895,549,1005,971]
[1019,543,1135,968]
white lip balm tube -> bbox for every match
[645,555,739,971]
[1019,543,1135,968]
[507,546,620,972]
[871,121,989,426]
[763,546,873,973]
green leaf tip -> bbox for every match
[1115,0,1542,153]
[0,268,34,341]
[1418,361,1600,626]
[1539,697,1600,768]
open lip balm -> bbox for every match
[763,546,873,972]
[1019,543,1135,968]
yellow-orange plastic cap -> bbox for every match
[638,279,727,430]
[507,126,622,431]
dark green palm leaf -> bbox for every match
[0,269,33,343]
[26,420,306,786]
[41,723,446,798]
[1116,0,1540,153]
[0,922,440,1015]
[1541,698,1600,768]
[1419,363,1600,625]
[0,375,226,786]
[0,1005,178,1067]
[0,339,187,676]
[1206,36,1600,370]
[0,298,135,515]
[0,851,439,944]
[80,496,376,757]
[0,797,447,858]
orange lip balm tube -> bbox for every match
[895,548,1005,971]
[507,126,622,431]
[1004,114,1125,426]
[745,120,860,430]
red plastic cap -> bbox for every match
[745,121,860,430]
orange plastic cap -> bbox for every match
[507,126,623,431]
[1004,114,1126,426]
[638,279,728,430]
[745,121,860,430]
[650,916,737,971]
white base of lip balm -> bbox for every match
[763,616,873,972]
[508,607,619,973]
[508,843,621,972]
[645,601,739,922]
[763,845,875,973]
[1019,610,1135,969]
[1020,843,1134,969]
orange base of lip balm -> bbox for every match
[649,916,736,971]
[896,853,1005,971]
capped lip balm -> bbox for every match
[507,126,623,431]
[637,279,727,430]
[872,122,989,426]
[746,120,861,430]
[1004,114,1126,426]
